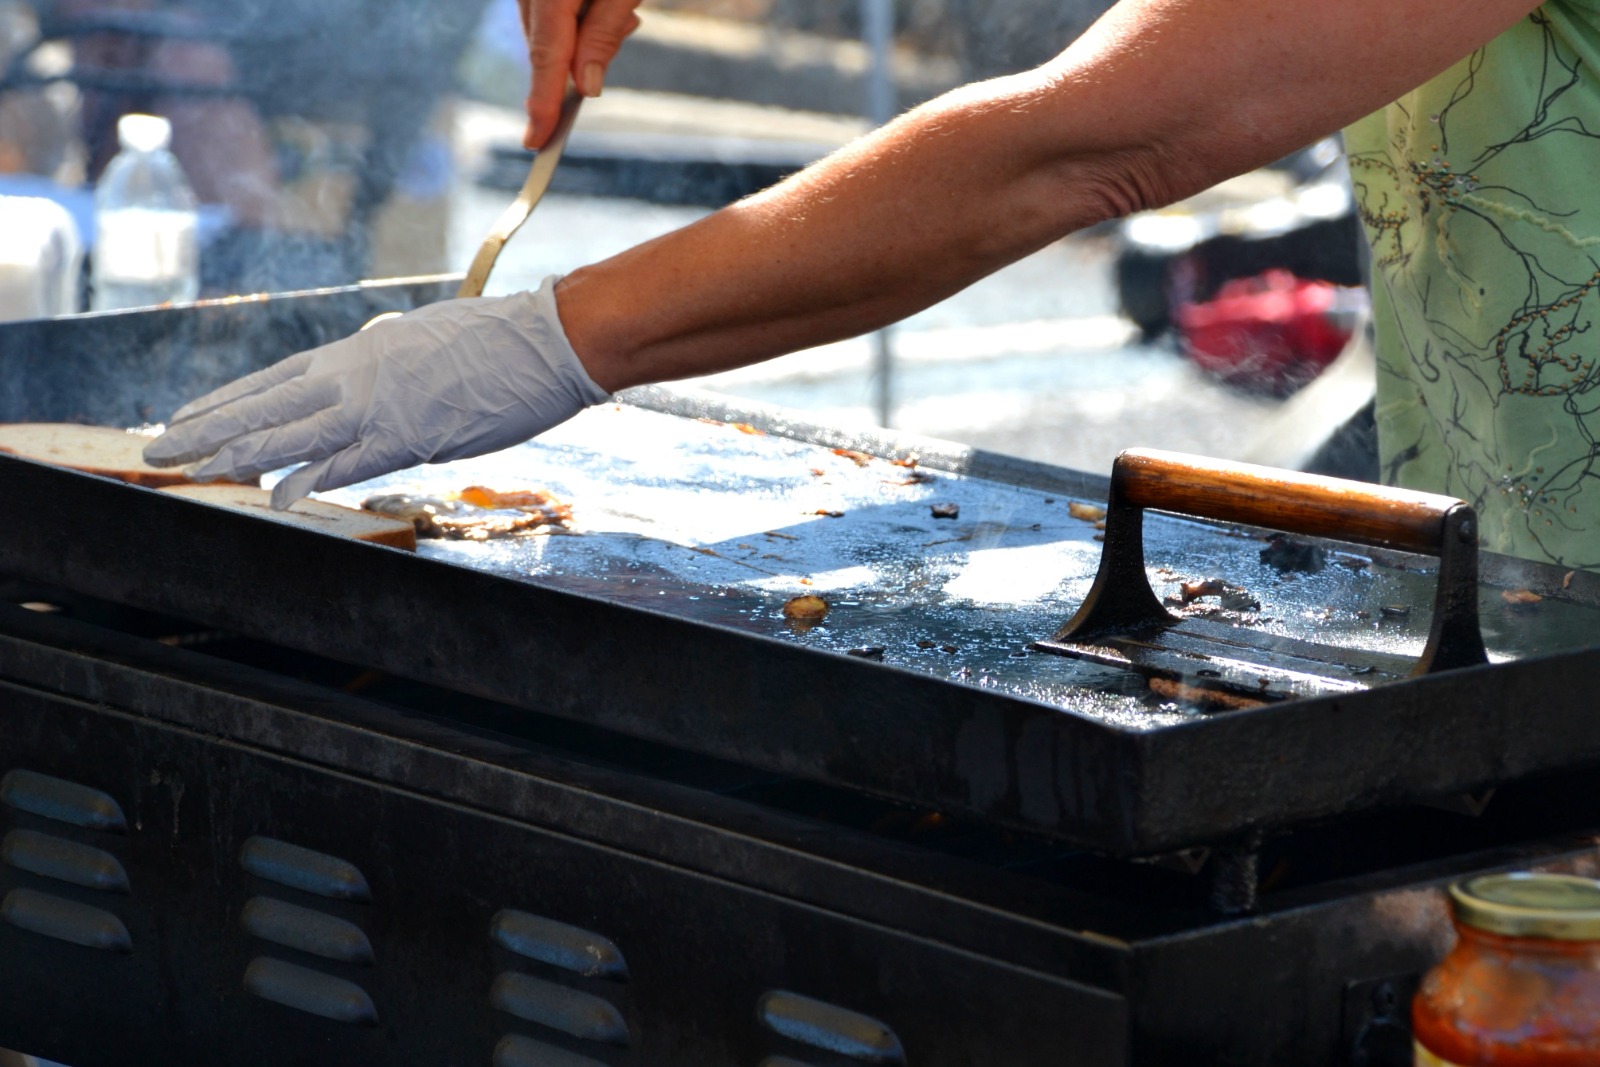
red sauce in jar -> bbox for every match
[1413,873,1600,1066]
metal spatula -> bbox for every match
[457,83,585,299]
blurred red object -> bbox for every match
[1176,269,1361,394]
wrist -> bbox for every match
[519,275,610,407]
[553,265,643,394]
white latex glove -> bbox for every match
[144,276,609,509]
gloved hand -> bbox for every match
[143,275,610,509]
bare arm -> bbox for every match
[143,0,1550,504]
[558,0,1542,392]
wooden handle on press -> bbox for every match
[1112,448,1469,556]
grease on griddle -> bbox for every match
[1380,604,1411,620]
[1259,533,1325,574]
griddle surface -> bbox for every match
[315,403,1600,723]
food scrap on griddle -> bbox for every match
[1163,576,1261,615]
[454,485,566,512]
[362,485,572,541]
[887,470,937,486]
[1259,533,1326,573]
[1068,501,1107,522]
[782,594,829,622]
[883,454,935,485]
[1147,675,1271,712]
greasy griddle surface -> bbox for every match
[316,403,1600,727]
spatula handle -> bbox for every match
[1113,448,1469,556]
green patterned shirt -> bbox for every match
[1347,2,1600,567]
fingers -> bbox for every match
[145,375,340,468]
[572,0,643,98]
[525,0,584,148]
[165,351,316,428]
[269,438,387,510]
[185,401,351,484]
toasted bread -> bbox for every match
[160,484,418,551]
[0,422,212,488]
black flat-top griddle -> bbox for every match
[2,290,1600,857]
[11,287,1600,1067]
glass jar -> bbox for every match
[1414,872,1600,1066]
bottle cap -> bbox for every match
[117,114,172,153]
[1451,872,1600,940]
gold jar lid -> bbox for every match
[1451,873,1600,940]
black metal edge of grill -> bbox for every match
[6,449,1600,857]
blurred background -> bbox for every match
[0,0,1375,478]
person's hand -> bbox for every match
[520,0,644,148]
[143,276,610,508]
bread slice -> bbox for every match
[0,423,239,488]
[160,484,418,551]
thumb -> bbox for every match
[269,437,395,510]
[269,457,336,510]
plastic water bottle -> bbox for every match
[92,114,199,310]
